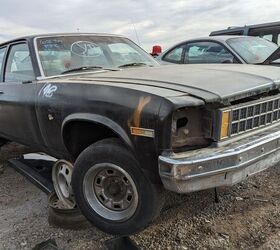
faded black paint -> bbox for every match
[1,35,280,183]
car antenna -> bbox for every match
[131,19,141,46]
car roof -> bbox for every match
[176,35,253,43]
[0,32,125,47]
[210,21,280,36]
[163,35,265,52]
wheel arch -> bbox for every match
[62,113,134,159]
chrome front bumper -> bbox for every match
[159,125,280,193]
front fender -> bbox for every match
[61,113,134,150]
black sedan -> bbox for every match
[2,33,280,236]
[157,36,280,65]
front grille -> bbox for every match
[220,94,280,139]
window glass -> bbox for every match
[185,42,234,63]
[163,46,184,63]
[0,47,6,73]
[261,34,273,41]
[36,36,158,76]
[277,34,280,46]
[227,37,278,64]
[108,43,144,65]
[5,43,35,82]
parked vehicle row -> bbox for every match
[0,30,280,236]
[152,21,280,66]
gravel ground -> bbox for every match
[0,143,279,249]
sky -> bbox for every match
[0,0,279,51]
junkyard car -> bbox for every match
[1,33,280,235]
[210,21,280,45]
[157,36,280,65]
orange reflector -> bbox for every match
[221,111,230,139]
[130,127,155,138]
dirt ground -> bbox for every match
[0,144,279,250]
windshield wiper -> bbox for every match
[118,62,149,68]
[61,66,107,74]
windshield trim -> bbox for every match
[34,37,45,77]
[225,37,278,64]
[33,34,140,78]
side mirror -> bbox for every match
[151,45,162,57]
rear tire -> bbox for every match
[48,193,90,230]
[72,138,163,235]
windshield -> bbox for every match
[227,37,278,64]
[36,35,158,76]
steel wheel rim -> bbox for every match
[83,163,139,222]
[52,160,76,208]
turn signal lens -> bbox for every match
[221,111,230,139]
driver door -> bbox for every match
[0,42,43,148]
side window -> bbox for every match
[261,34,273,42]
[163,46,184,63]
[0,47,6,73]
[184,42,235,64]
[4,43,35,82]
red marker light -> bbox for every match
[151,45,162,57]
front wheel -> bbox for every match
[71,138,163,235]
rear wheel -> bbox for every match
[48,192,90,230]
[72,138,163,235]
[52,160,76,208]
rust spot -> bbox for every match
[128,96,151,128]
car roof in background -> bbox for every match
[210,21,280,36]
[162,35,261,53]
[174,35,261,44]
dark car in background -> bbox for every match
[157,36,279,65]
[210,21,280,45]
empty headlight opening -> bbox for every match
[176,117,188,130]
[171,107,212,150]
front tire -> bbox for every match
[72,138,163,235]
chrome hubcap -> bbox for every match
[52,160,76,208]
[83,163,138,221]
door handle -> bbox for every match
[0,91,4,94]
